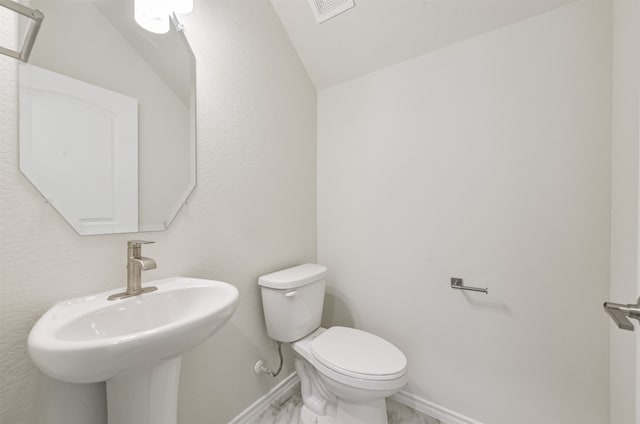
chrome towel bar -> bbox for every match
[451,277,488,295]
[0,0,44,63]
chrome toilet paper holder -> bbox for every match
[450,277,488,295]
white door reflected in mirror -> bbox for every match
[19,64,139,235]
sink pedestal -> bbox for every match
[106,357,182,424]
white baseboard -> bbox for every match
[228,372,299,424]
[228,372,481,424]
[392,391,483,424]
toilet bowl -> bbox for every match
[258,264,408,424]
[293,327,407,424]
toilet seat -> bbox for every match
[310,327,407,381]
[293,327,408,393]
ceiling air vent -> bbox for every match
[307,0,355,23]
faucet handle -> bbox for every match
[128,240,155,248]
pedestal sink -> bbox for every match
[28,277,239,424]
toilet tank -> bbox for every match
[258,264,327,342]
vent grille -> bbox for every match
[307,0,355,23]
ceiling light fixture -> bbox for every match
[134,0,193,34]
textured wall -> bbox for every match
[318,2,611,423]
[0,1,316,423]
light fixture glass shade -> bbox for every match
[135,0,170,34]
[170,0,193,14]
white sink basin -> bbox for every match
[28,277,239,423]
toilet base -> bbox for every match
[295,354,390,424]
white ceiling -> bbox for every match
[270,0,571,89]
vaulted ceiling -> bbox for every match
[271,0,571,89]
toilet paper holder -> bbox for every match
[451,277,488,295]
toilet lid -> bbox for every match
[310,327,407,380]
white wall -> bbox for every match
[609,1,640,423]
[0,1,316,423]
[318,2,611,423]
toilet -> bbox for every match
[259,264,408,424]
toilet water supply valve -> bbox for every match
[254,341,284,377]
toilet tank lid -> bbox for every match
[258,264,327,289]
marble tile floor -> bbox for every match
[257,390,441,424]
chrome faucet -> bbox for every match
[108,240,158,300]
